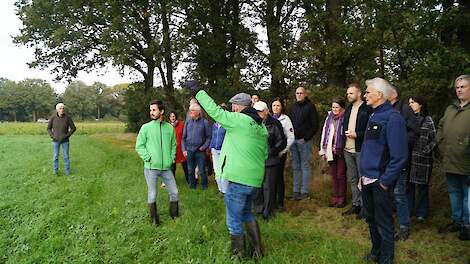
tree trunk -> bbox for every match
[457,0,470,51]
[440,0,454,46]
[32,110,36,122]
[266,0,286,98]
[325,0,347,89]
[161,0,178,110]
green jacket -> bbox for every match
[135,120,176,170]
[196,91,268,188]
[437,101,470,176]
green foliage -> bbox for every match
[0,78,56,121]
[13,0,470,123]
[123,83,161,132]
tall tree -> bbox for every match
[18,79,56,121]
[180,0,257,101]
[62,81,97,120]
[251,0,300,97]
[15,0,180,109]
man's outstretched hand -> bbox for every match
[182,80,202,94]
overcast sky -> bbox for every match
[0,0,138,93]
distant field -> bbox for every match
[0,121,126,135]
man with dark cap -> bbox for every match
[183,80,268,259]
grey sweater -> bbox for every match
[47,113,76,142]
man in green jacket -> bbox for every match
[437,75,470,239]
[135,100,179,226]
[184,80,268,258]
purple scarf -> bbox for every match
[321,111,345,154]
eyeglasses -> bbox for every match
[296,92,305,95]
[455,85,469,89]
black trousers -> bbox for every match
[254,165,280,219]
[362,181,395,264]
[172,161,188,183]
[275,154,287,208]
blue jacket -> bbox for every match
[210,123,226,150]
[182,117,212,152]
[360,101,408,187]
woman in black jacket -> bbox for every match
[253,101,287,220]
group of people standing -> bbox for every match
[317,76,470,264]
[47,74,470,263]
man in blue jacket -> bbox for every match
[359,77,408,264]
[182,103,212,189]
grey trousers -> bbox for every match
[144,168,179,203]
[344,150,362,207]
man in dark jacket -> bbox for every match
[182,103,212,189]
[253,101,287,220]
[288,85,319,200]
[437,74,470,239]
[47,103,76,176]
[389,86,420,241]
[360,77,408,264]
[342,83,372,217]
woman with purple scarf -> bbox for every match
[319,97,347,208]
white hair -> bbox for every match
[455,75,470,85]
[189,103,201,111]
[55,103,65,110]
[365,77,393,99]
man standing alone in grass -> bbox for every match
[47,103,76,176]
[183,81,268,259]
[135,100,179,226]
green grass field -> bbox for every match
[0,124,468,263]
[0,121,126,135]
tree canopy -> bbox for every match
[11,0,470,128]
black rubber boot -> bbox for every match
[459,225,470,240]
[230,235,245,258]
[148,203,160,226]
[170,201,179,219]
[245,220,263,259]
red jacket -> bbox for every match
[174,120,186,163]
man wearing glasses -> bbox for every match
[437,75,470,240]
[287,85,319,201]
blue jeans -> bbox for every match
[291,139,313,194]
[212,148,228,193]
[144,168,179,203]
[52,141,70,174]
[187,150,207,189]
[446,173,469,225]
[393,170,410,230]
[363,182,395,264]
[224,182,258,236]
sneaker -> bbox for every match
[287,192,300,200]
[342,205,361,216]
[296,193,310,201]
[394,229,409,241]
[438,221,462,233]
